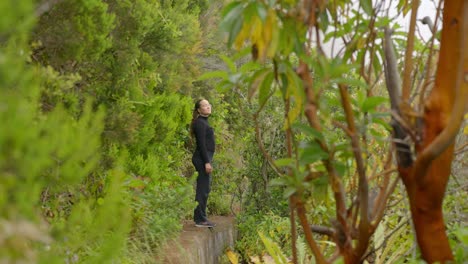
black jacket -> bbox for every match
[193,116,215,164]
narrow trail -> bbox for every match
[159,216,237,264]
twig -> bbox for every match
[296,197,328,264]
[310,225,336,237]
[289,198,298,264]
[372,174,400,228]
[401,0,419,102]
[253,113,282,177]
[367,167,397,182]
[418,0,443,111]
[285,95,298,264]
[338,84,370,257]
[390,111,418,142]
[362,217,410,261]
[454,142,468,155]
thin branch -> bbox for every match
[289,198,298,264]
[366,1,385,86]
[370,147,394,217]
[315,26,326,56]
[366,32,377,85]
[418,0,443,111]
[360,5,379,86]
[297,61,348,229]
[383,27,402,111]
[285,95,298,264]
[383,27,414,168]
[253,113,282,177]
[295,198,328,264]
[331,0,338,57]
[390,111,419,141]
[367,167,397,182]
[454,142,468,155]
[372,173,399,228]
[402,0,419,102]
[338,84,370,257]
[310,225,336,237]
[332,120,352,136]
[326,249,342,264]
[362,217,410,261]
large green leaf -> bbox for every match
[259,71,274,106]
[300,142,329,165]
[360,0,373,16]
[220,1,244,47]
[292,122,324,141]
[197,71,229,81]
[361,96,388,112]
[248,68,270,100]
[258,233,289,264]
[220,54,237,73]
[274,158,295,167]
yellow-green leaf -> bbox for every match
[226,249,239,264]
[360,0,373,16]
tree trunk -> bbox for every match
[400,0,467,262]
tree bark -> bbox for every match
[401,1,467,262]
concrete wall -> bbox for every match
[160,216,237,264]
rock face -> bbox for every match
[160,216,237,264]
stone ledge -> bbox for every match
[159,216,237,264]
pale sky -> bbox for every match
[320,0,442,57]
[393,0,441,42]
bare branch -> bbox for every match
[310,225,336,237]
[454,142,468,155]
[289,198,298,264]
[418,0,443,111]
[390,111,418,141]
[383,27,414,168]
[401,0,420,102]
[372,174,399,228]
[383,28,402,111]
[295,198,328,264]
[370,148,395,220]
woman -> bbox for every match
[191,98,216,228]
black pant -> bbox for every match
[192,152,213,223]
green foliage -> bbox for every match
[2,0,221,262]
[1,2,130,262]
[236,213,292,260]
[259,232,289,264]
[42,168,132,264]
[33,0,115,66]
[6,0,463,262]
[126,184,193,258]
[214,0,466,262]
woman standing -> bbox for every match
[191,99,216,227]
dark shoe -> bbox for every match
[195,221,215,228]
